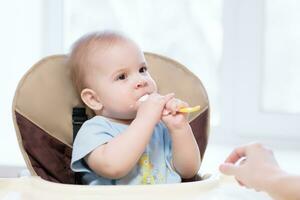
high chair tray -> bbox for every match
[0,174,271,200]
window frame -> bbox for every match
[220,0,300,144]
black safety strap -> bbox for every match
[72,107,88,141]
[72,107,88,184]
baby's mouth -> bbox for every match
[138,94,149,102]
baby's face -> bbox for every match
[88,40,157,120]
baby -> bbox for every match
[69,31,200,185]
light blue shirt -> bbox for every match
[71,116,181,185]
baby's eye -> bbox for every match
[117,73,127,80]
[139,66,148,73]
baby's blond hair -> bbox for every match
[68,30,130,95]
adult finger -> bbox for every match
[219,163,239,176]
[224,146,247,163]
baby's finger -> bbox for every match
[171,99,188,115]
[176,101,189,112]
[164,98,177,115]
[162,108,171,116]
[179,101,189,108]
[163,93,175,104]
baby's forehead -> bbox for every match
[92,37,136,54]
[90,39,142,64]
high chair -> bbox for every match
[9,52,220,199]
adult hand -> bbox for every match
[219,143,280,192]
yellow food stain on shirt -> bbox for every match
[139,154,155,184]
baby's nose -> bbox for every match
[135,79,148,89]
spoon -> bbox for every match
[178,105,201,113]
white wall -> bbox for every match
[0,0,44,166]
[1,0,299,168]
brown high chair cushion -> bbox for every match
[12,53,210,184]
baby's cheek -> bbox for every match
[149,77,158,90]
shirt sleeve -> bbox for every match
[70,118,115,173]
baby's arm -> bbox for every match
[169,123,201,178]
[162,98,201,178]
[85,93,174,179]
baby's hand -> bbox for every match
[136,93,174,125]
[161,98,189,130]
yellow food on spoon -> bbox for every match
[178,105,201,113]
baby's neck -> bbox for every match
[99,115,133,125]
[94,109,134,125]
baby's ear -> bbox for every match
[81,88,103,111]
